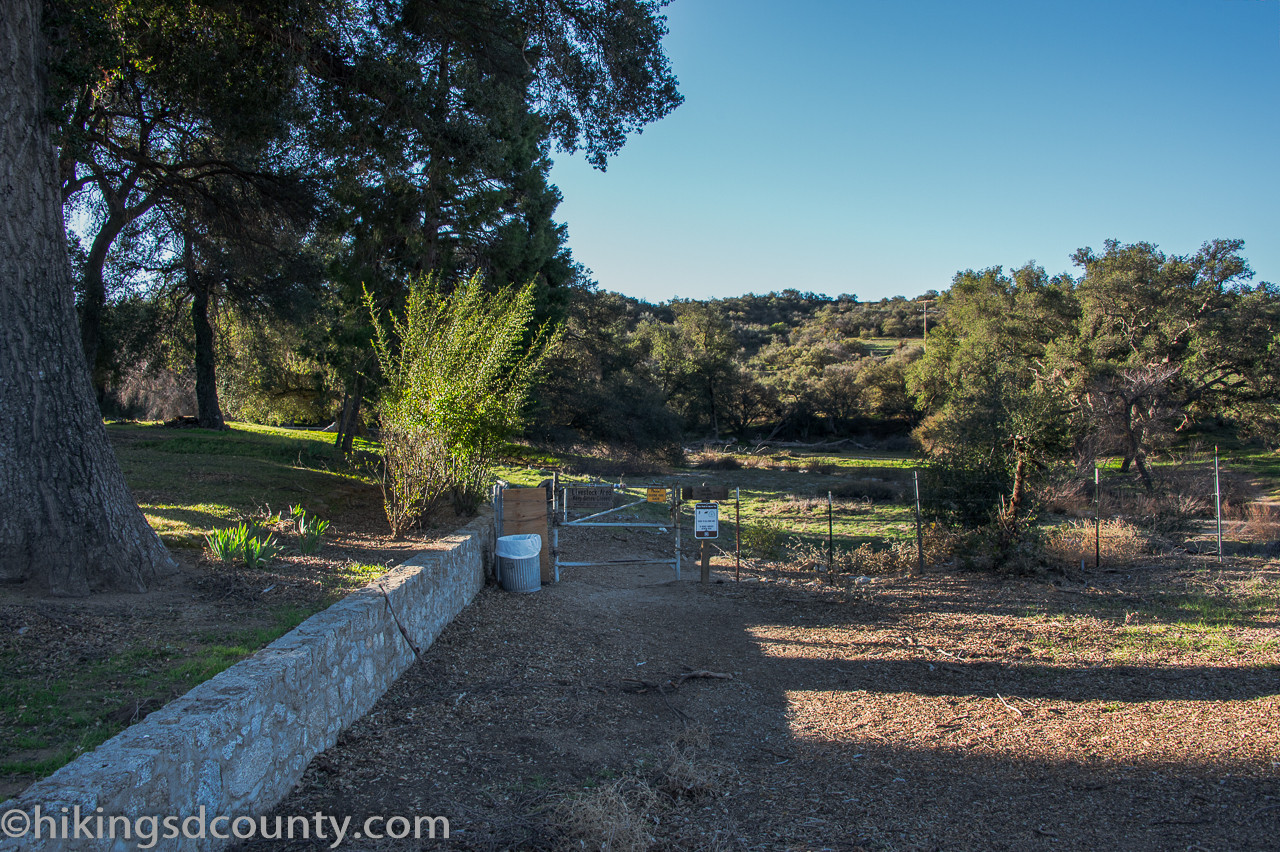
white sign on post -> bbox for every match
[694,502,719,539]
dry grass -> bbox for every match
[1042,519,1148,567]
[734,451,836,474]
[787,524,960,577]
[757,495,866,517]
[657,728,724,803]
[549,727,727,850]
[1241,502,1280,543]
[555,778,658,852]
[686,449,743,471]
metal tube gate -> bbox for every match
[552,482,682,581]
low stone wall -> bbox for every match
[0,514,494,851]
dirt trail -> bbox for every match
[238,527,1280,851]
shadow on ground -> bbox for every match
[236,528,1280,851]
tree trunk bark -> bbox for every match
[187,235,226,430]
[79,178,159,399]
[0,1,175,594]
[79,209,125,395]
[1134,452,1154,494]
[335,371,366,455]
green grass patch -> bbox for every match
[109,422,378,546]
[0,605,325,781]
[1143,590,1279,629]
[861,336,923,357]
[1228,450,1280,498]
[1078,587,1280,630]
[1108,624,1251,659]
[320,563,389,595]
[3,424,401,789]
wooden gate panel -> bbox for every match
[502,486,552,581]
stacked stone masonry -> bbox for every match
[0,513,494,851]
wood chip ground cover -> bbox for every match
[237,528,1280,851]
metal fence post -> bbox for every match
[913,470,924,576]
[735,487,741,582]
[1095,466,1101,569]
[1215,447,1223,563]
[674,485,682,580]
[827,490,834,575]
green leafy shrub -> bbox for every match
[740,520,788,560]
[366,273,558,533]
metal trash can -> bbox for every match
[496,534,542,593]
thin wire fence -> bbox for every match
[721,451,1278,577]
[515,449,1277,582]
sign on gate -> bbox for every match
[694,502,719,539]
[646,487,670,503]
[565,485,615,510]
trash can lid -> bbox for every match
[496,533,541,559]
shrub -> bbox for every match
[689,450,741,470]
[740,520,787,560]
[1242,502,1280,543]
[367,273,558,533]
[830,478,901,503]
[787,525,960,576]
[1032,474,1093,517]
[1042,519,1147,568]
[1135,492,1204,544]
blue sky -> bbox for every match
[548,0,1280,303]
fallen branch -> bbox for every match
[621,669,733,695]
[752,438,855,451]
[379,583,423,660]
[1248,803,1280,821]
[996,693,1023,717]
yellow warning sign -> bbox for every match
[646,487,669,503]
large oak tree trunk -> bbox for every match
[0,0,176,594]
